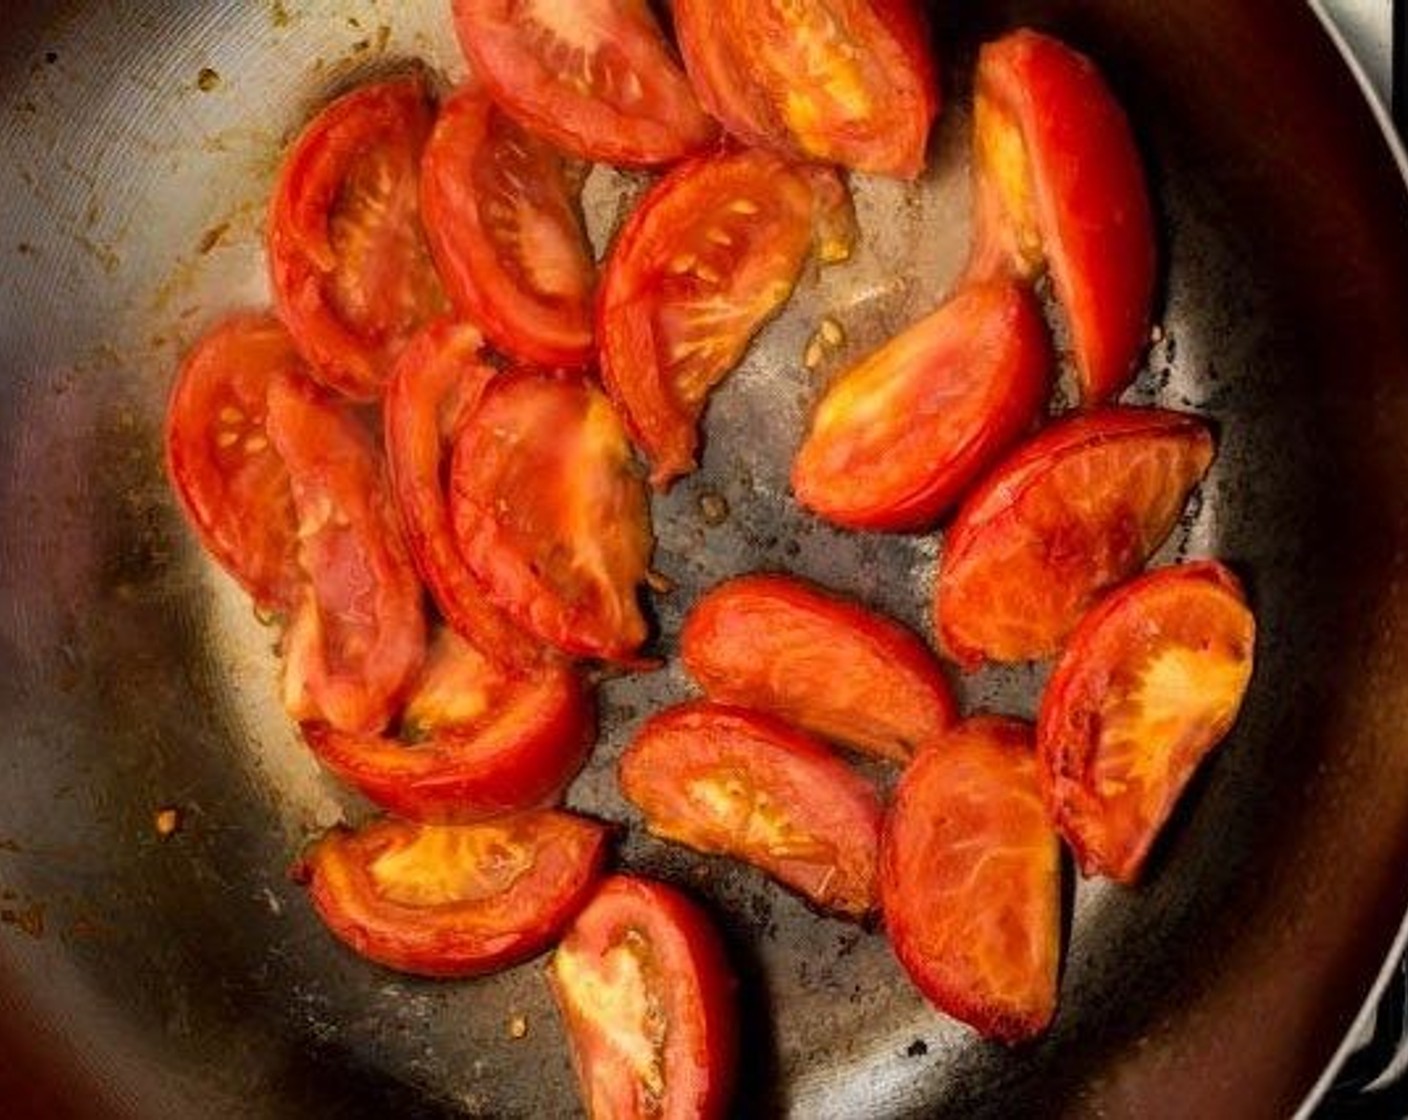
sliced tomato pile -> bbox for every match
[163,6,1258,1093]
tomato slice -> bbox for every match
[448,369,653,662]
[968,29,1156,405]
[936,408,1214,667]
[298,810,608,977]
[619,703,883,917]
[599,150,854,489]
[548,875,737,1120]
[268,369,426,734]
[385,320,549,672]
[451,0,717,167]
[881,717,1061,1044]
[680,574,955,763]
[674,0,939,177]
[164,314,305,612]
[302,628,592,823]
[269,76,448,400]
[792,280,1052,531]
[1037,562,1256,883]
[421,86,596,370]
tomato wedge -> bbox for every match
[268,369,426,734]
[451,0,717,167]
[968,29,1156,405]
[297,811,608,977]
[674,0,939,178]
[548,875,737,1120]
[448,369,653,663]
[793,280,1052,531]
[164,313,304,612]
[269,76,448,400]
[302,629,592,823]
[1037,562,1256,883]
[680,573,955,763]
[881,717,1061,1044]
[599,149,854,489]
[421,86,595,370]
[936,408,1214,667]
[385,321,548,672]
[619,703,883,917]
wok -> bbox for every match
[2,1,1408,1117]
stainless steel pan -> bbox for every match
[3,1,1408,1116]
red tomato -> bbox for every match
[680,573,955,763]
[548,875,737,1120]
[881,717,1061,1044]
[674,0,939,178]
[385,320,548,672]
[163,314,304,612]
[936,408,1214,667]
[969,29,1156,405]
[420,86,596,370]
[1037,561,1256,883]
[792,280,1052,531]
[448,369,653,663]
[302,629,592,823]
[268,76,448,400]
[268,369,426,734]
[619,703,883,917]
[298,810,608,977]
[599,150,854,489]
[451,0,717,167]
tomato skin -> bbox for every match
[163,314,305,612]
[452,0,717,167]
[298,811,609,978]
[548,875,737,1120]
[1037,562,1256,883]
[599,150,849,489]
[269,76,447,400]
[384,321,549,672]
[936,408,1214,668]
[420,86,595,370]
[448,368,653,663]
[881,717,1061,1044]
[267,369,426,735]
[793,280,1052,531]
[674,0,939,178]
[680,573,955,763]
[969,29,1156,405]
[302,629,592,823]
[619,702,883,917]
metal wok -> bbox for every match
[2,1,1408,1116]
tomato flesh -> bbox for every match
[269,76,447,400]
[164,314,305,612]
[302,628,592,823]
[267,370,426,734]
[793,279,1052,531]
[421,86,595,369]
[452,0,717,167]
[299,810,608,977]
[1037,561,1256,882]
[675,0,939,178]
[881,717,1061,1044]
[599,150,852,489]
[937,408,1214,667]
[448,370,653,663]
[619,702,883,917]
[681,573,955,762]
[969,29,1156,405]
[385,320,549,671]
[548,875,737,1120]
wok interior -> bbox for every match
[2,1,1408,1117]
